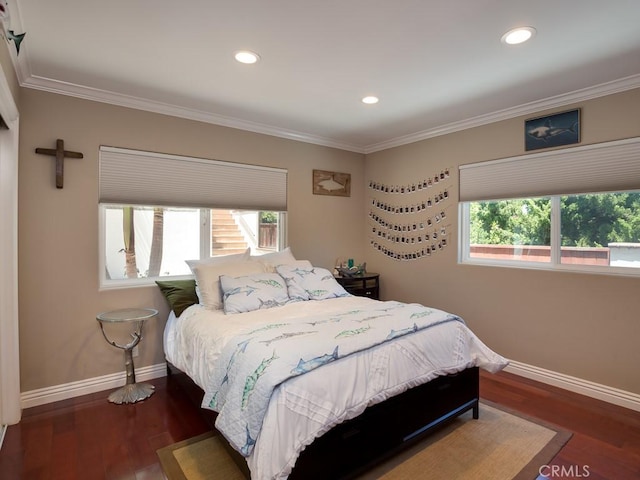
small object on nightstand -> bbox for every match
[335,272,379,300]
[96,307,158,404]
[336,262,366,277]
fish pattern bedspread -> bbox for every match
[201,300,464,456]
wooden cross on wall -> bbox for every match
[35,139,84,189]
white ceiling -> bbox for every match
[7,0,640,153]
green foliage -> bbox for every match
[259,211,278,224]
[470,192,640,247]
[561,193,640,247]
[470,198,550,245]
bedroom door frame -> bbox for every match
[0,58,21,434]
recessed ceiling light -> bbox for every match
[234,50,260,64]
[362,96,379,104]
[501,26,536,45]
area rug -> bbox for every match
[157,402,571,480]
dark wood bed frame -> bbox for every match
[167,362,479,479]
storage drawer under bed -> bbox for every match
[288,367,479,480]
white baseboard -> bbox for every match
[0,424,6,451]
[20,363,168,409]
[504,360,640,412]
[19,360,640,413]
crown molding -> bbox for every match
[20,73,366,153]
[16,65,640,156]
[7,0,640,154]
[7,0,364,153]
[363,74,640,153]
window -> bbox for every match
[459,137,640,275]
[466,197,551,264]
[461,192,640,273]
[101,206,285,286]
[560,192,640,268]
[98,146,288,288]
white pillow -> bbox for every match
[190,260,266,310]
[185,248,250,271]
[276,265,350,301]
[251,247,298,272]
[185,249,251,303]
[220,273,290,314]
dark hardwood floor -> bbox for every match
[481,371,640,480]
[0,374,212,480]
[0,370,638,479]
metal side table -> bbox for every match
[96,307,158,404]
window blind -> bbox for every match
[459,137,640,202]
[99,147,287,211]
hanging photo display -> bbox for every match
[368,168,450,194]
[368,168,453,261]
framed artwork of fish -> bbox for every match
[313,169,351,197]
[525,108,581,151]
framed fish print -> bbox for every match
[313,169,351,197]
[525,108,581,151]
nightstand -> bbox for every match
[96,307,158,404]
[335,273,380,300]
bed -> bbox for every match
[157,249,508,479]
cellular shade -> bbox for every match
[459,137,640,202]
[99,146,287,211]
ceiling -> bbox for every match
[6,0,640,153]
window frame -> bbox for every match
[99,206,286,290]
[458,195,640,277]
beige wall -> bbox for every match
[364,88,640,394]
[16,85,640,397]
[18,89,364,391]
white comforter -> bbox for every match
[164,296,508,480]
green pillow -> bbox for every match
[155,279,198,317]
